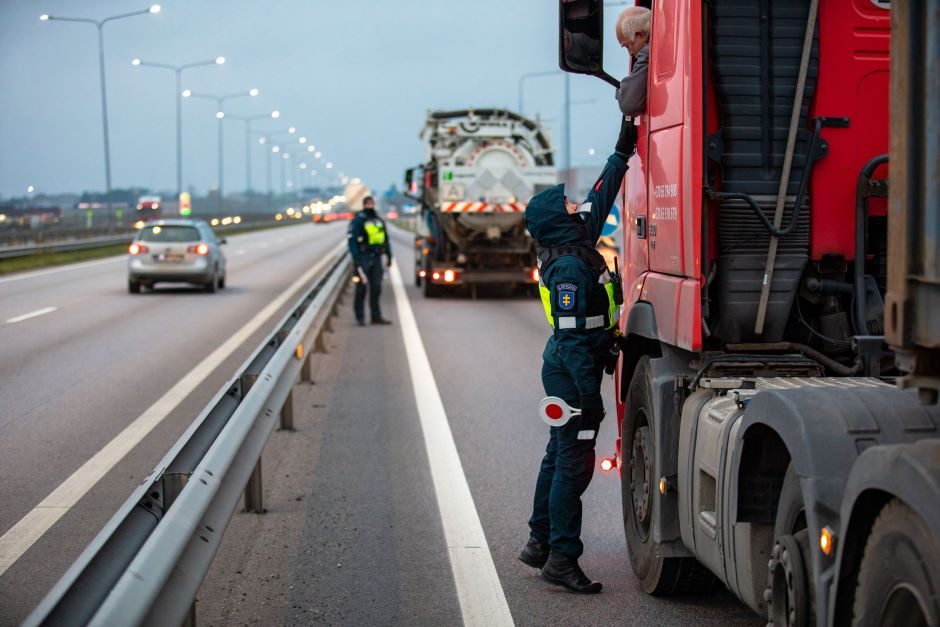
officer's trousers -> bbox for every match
[353,253,385,322]
[528,346,604,559]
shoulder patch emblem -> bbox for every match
[556,283,577,311]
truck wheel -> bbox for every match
[622,356,717,595]
[423,277,440,298]
[766,464,814,626]
[852,500,940,627]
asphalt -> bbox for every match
[190,227,762,626]
[0,221,348,625]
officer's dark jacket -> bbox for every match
[525,152,629,399]
[347,208,391,263]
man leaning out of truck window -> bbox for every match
[615,6,651,118]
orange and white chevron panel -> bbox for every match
[440,202,527,213]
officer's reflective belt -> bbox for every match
[585,315,605,329]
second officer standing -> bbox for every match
[347,195,393,326]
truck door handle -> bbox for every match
[636,216,647,239]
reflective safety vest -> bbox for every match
[363,219,387,246]
[536,245,622,331]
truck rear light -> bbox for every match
[432,272,441,281]
[531,268,540,282]
[820,526,835,557]
[418,270,427,278]
[443,269,456,283]
[187,243,210,256]
[600,458,615,472]
[128,243,149,255]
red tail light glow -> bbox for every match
[432,272,441,281]
[418,270,427,278]
[532,268,540,282]
[187,243,210,256]
[128,243,149,255]
[600,458,615,472]
[443,269,456,283]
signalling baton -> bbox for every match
[538,396,581,427]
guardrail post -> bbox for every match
[314,331,328,354]
[162,472,197,627]
[280,389,294,431]
[241,372,265,514]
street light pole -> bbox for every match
[183,88,258,212]
[41,6,161,215]
[228,111,280,195]
[131,56,224,204]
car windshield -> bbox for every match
[136,225,200,242]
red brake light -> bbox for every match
[187,243,210,256]
[443,269,456,283]
[129,243,149,255]
[431,272,441,281]
[532,268,540,282]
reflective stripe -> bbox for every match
[364,221,386,245]
[585,315,605,329]
[558,316,577,329]
[538,282,554,327]
[598,270,611,285]
[577,430,596,440]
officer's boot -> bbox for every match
[518,537,550,569]
[539,552,603,594]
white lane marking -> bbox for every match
[0,257,124,286]
[389,262,514,627]
[236,250,246,256]
[0,241,345,577]
[5,306,58,324]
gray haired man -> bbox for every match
[615,7,651,118]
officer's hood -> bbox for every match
[524,184,588,247]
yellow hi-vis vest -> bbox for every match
[363,219,386,246]
[539,270,620,330]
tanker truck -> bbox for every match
[404,109,557,297]
[557,1,939,625]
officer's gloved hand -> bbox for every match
[580,394,606,432]
[386,256,393,268]
[615,116,638,156]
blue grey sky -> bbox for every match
[0,0,631,198]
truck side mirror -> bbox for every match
[404,168,413,187]
[558,0,619,87]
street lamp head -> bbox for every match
[132,58,141,66]
[215,56,225,65]
[299,137,307,144]
[300,163,307,169]
[249,88,259,97]
[314,151,322,158]
[288,127,296,134]
[149,5,161,14]
[326,162,333,169]
[307,146,315,153]
[182,89,192,97]
[272,146,280,153]
[39,14,50,21]
[283,153,290,160]
[259,137,267,145]
[270,110,280,119]
[216,111,225,119]
[27,185,35,193]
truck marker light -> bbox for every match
[422,248,429,255]
[820,526,835,557]
[419,270,427,278]
[660,477,667,495]
[443,269,456,283]
[600,458,615,472]
[295,344,304,360]
[432,272,441,281]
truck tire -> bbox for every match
[767,464,815,627]
[852,499,940,627]
[622,356,717,595]
[423,278,440,298]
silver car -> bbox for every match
[127,219,227,293]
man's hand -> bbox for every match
[615,116,638,156]
[386,256,393,268]
[579,394,606,431]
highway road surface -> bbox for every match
[0,222,759,625]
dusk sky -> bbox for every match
[0,0,631,199]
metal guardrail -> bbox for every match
[0,235,135,259]
[25,247,352,627]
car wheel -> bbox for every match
[128,279,141,294]
[204,275,217,293]
[218,273,226,289]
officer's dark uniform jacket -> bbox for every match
[525,152,629,405]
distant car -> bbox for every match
[127,219,227,293]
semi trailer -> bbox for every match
[558,0,940,624]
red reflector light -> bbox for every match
[128,243,149,255]
[545,403,564,420]
[443,269,456,283]
[600,458,615,472]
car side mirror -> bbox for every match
[558,0,619,87]
[219,238,227,245]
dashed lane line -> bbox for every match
[389,261,514,627]
[5,306,58,324]
[0,242,344,577]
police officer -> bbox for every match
[518,118,636,593]
[347,196,392,326]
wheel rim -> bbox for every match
[881,584,929,627]
[631,416,652,542]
